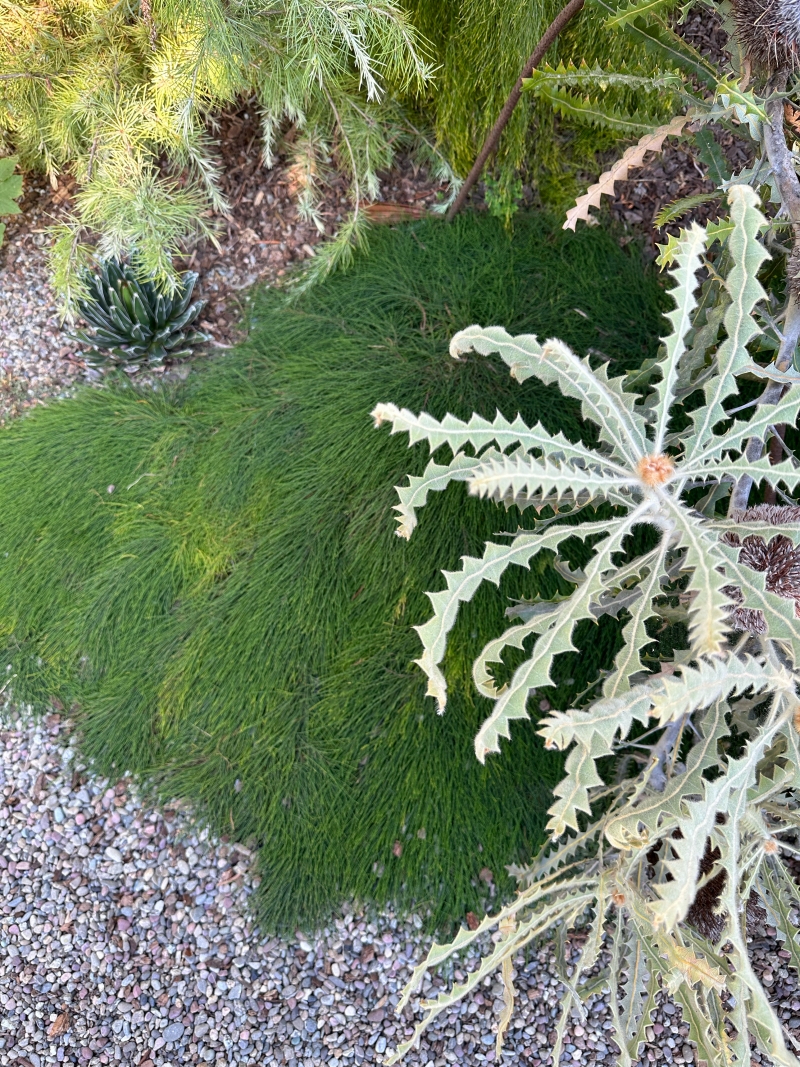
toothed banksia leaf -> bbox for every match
[377,183,800,1067]
[373,185,799,738]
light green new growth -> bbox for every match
[375,184,800,1066]
[0,0,435,307]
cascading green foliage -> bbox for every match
[71,258,207,368]
[377,186,800,1065]
[0,154,22,246]
[401,0,663,213]
[0,0,439,308]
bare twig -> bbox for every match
[445,0,586,222]
[729,74,800,515]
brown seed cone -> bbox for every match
[721,505,800,633]
[731,0,800,70]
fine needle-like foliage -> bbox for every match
[0,0,439,308]
[374,183,800,1065]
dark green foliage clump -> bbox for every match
[0,214,667,930]
[72,259,207,368]
[401,0,658,211]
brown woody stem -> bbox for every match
[729,73,800,515]
[445,0,586,223]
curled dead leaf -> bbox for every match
[564,115,688,231]
[48,1012,71,1037]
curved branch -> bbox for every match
[445,0,586,222]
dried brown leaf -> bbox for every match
[48,1012,71,1038]
[564,115,689,231]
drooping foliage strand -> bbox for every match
[0,214,667,930]
[0,0,437,307]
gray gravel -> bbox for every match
[0,187,84,425]
[0,705,797,1067]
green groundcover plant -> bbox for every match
[375,76,800,1067]
[0,213,667,930]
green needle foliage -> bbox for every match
[402,0,663,210]
[0,214,667,930]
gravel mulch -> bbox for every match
[0,186,84,424]
[0,708,798,1067]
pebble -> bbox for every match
[2,706,799,1067]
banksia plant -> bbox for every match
[731,0,800,71]
[368,1,800,1062]
[373,183,800,1067]
[72,259,207,369]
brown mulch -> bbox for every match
[7,106,448,333]
[608,128,753,255]
[173,106,448,347]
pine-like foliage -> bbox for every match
[402,0,663,209]
[376,185,800,1064]
[0,0,435,308]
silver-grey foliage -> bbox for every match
[374,183,800,1066]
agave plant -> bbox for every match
[72,259,207,368]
